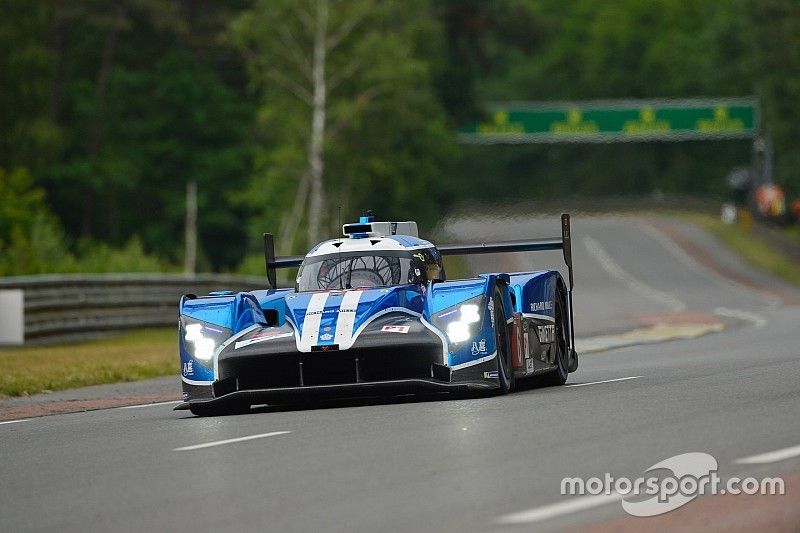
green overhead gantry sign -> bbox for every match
[458,98,759,144]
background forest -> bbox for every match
[1,0,798,275]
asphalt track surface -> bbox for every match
[2,214,799,532]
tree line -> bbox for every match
[1,0,797,275]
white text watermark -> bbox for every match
[561,452,785,516]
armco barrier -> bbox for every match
[0,274,266,345]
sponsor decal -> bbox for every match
[381,325,410,333]
[471,338,488,356]
[182,392,189,400]
[311,344,339,352]
[537,324,555,343]
[319,333,334,341]
[234,331,293,350]
[182,360,194,376]
[488,297,495,329]
[531,300,553,312]
[483,371,499,379]
[526,358,534,373]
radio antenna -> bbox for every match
[337,205,343,289]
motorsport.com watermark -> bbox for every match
[561,453,785,517]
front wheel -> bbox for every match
[493,286,515,394]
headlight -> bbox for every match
[435,298,484,344]
[181,318,230,363]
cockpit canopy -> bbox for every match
[296,248,444,292]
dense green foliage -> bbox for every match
[1,0,798,275]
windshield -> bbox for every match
[295,249,442,291]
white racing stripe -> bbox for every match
[495,493,622,525]
[584,235,686,312]
[335,290,363,349]
[714,307,767,328]
[181,376,213,386]
[299,292,330,351]
[421,315,450,365]
[213,323,260,380]
[735,444,800,464]
[522,312,555,323]
[174,431,292,451]
[0,419,31,426]
[449,351,497,370]
[120,400,182,410]
[564,376,643,388]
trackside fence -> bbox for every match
[0,274,266,345]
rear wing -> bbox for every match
[263,213,574,291]
[437,213,574,290]
[263,214,575,356]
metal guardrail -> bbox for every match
[0,274,267,344]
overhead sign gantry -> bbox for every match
[458,97,759,144]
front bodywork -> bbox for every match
[178,269,571,408]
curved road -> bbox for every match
[1,214,799,532]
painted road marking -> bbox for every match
[495,493,622,525]
[120,400,182,410]
[735,444,800,465]
[584,235,686,312]
[714,307,767,329]
[565,376,643,388]
[174,431,292,451]
[0,419,31,426]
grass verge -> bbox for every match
[0,328,176,398]
[676,212,800,287]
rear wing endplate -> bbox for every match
[262,233,303,290]
[437,213,574,290]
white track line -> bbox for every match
[713,307,767,328]
[174,431,292,451]
[119,400,182,410]
[495,493,622,525]
[583,235,686,312]
[565,376,643,388]
[735,444,800,464]
[0,419,31,426]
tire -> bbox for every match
[545,287,569,386]
[189,399,250,417]
[493,285,515,394]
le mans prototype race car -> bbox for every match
[176,214,578,416]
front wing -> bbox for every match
[180,313,502,407]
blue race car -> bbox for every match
[176,214,578,416]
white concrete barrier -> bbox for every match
[0,289,24,345]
